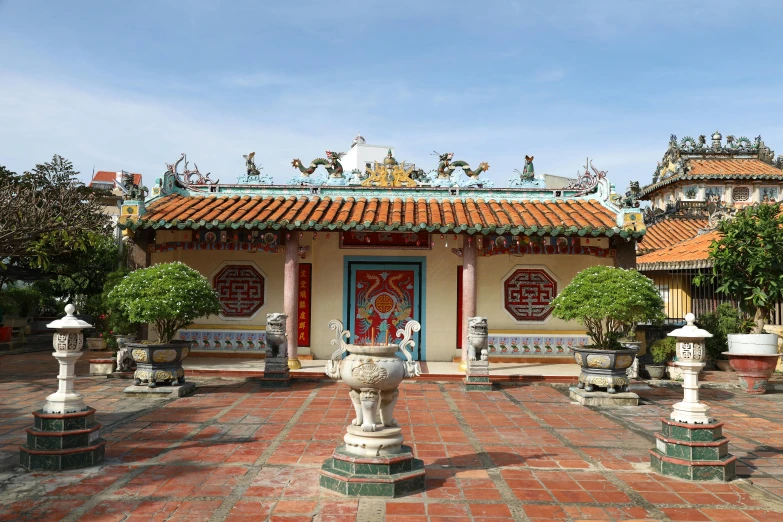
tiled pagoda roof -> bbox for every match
[636,230,720,270]
[637,218,709,254]
[122,193,641,238]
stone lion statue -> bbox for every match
[467,317,488,361]
[265,313,288,359]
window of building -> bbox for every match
[733,187,750,202]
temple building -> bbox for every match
[636,132,783,322]
[118,138,645,365]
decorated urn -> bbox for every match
[325,319,421,456]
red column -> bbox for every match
[461,236,478,372]
[284,231,301,369]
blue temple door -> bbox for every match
[344,258,425,361]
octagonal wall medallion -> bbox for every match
[211,262,267,320]
[501,266,559,323]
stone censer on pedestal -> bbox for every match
[320,319,425,497]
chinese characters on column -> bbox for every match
[297,263,312,346]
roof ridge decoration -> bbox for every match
[238,152,273,185]
[508,155,537,187]
[651,132,782,185]
[165,153,219,189]
[360,151,417,188]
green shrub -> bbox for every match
[107,262,220,343]
[0,291,21,318]
[3,287,42,317]
[102,269,136,336]
[697,304,753,360]
[650,336,676,364]
[551,266,665,349]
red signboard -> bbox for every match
[297,263,312,347]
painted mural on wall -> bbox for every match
[297,263,312,346]
[354,269,415,345]
[503,268,557,322]
[487,334,589,356]
[213,265,266,317]
[151,230,280,254]
[340,231,430,249]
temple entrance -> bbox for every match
[344,258,425,360]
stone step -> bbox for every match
[20,440,105,471]
[649,449,737,482]
[331,446,416,475]
[660,417,724,443]
[32,408,96,432]
[26,424,102,451]
[654,433,729,461]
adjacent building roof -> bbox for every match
[637,218,709,254]
[90,171,143,188]
[636,230,720,271]
[120,193,641,238]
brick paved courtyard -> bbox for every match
[1,351,783,521]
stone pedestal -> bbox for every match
[569,387,639,406]
[320,445,425,497]
[649,418,736,481]
[465,359,491,391]
[20,408,105,471]
[20,305,105,471]
[260,356,291,388]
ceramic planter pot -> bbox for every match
[86,337,107,351]
[646,365,666,380]
[725,353,781,394]
[128,341,191,388]
[727,333,778,355]
[715,359,734,372]
[571,345,639,393]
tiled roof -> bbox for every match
[640,158,783,198]
[90,171,143,187]
[637,218,708,254]
[121,194,641,238]
[637,230,720,270]
[687,158,782,176]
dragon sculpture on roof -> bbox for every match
[432,151,489,179]
[291,151,346,179]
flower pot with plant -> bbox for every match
[107,262,221,388]
[696,204,783,392]
[551,266,665,394]
[646,337,675,379]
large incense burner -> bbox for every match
[320,319,425,496]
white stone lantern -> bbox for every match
[44,304,93,414]
[668,313,713,424]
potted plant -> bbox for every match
[696,304,753,371]
[551,266,665,394]
[698,204,783,393]
[646,337,675,379]
[107,262,220,387]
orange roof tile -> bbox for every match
[687,158,782,176]
[125,194,635,238]
[637,230,721,270]
[90,171,142,187]
[637,218,709,254]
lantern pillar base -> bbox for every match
[670,402,713,425]
[19,408,105,471]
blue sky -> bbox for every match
[1,1,782,191]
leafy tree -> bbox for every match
[551,266,665,348]
[696,304,754,360]
[0,156,110,270]
[107,262,221,343]
[44,232,119,302]
[699,204,783,334]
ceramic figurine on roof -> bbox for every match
[427,151,491,188]
[238,152,273,184]
[121,171,148,200]
[290,151,347,186]
[508,155,539,187]
[361,150,417,188]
